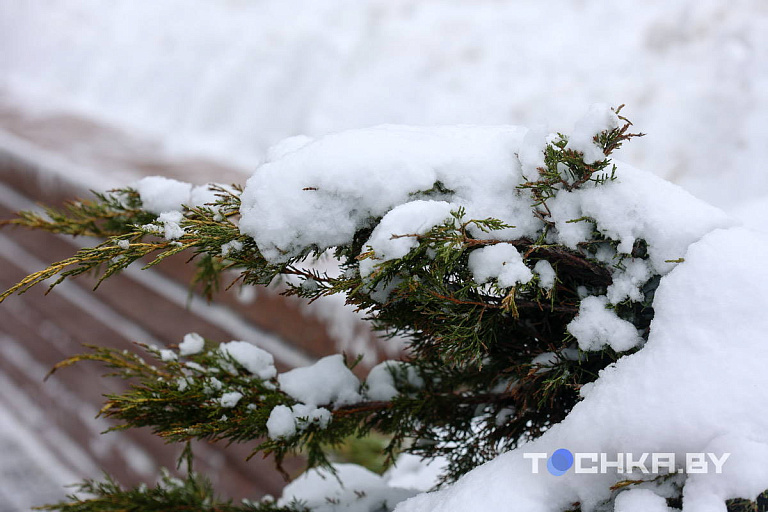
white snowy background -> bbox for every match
[1,0,768,510]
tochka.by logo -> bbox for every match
[524,449,730,476]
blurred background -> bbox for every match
[0,0,766,509]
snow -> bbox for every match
[468,243,533,289]
[239,125,533,263]
[364,361,423,402]
[220,240,243,257]
[178,332,205,356]
[135,176,192,215]
[564,103,620,165]
[547,163,734,275]
[266,404,332,440]
[277,354,361,408]
[278,463,418,512]
[384,454,447,493]
[266,405,296,439]
[533,260,556,291]
[135,176,226,217]
[4,1,768,211]
[518,126,549,179]
[567,296,644,353]
[395,227,768,511]
[359,200,457,278]
[156,210,185,240]
[218,391,243,409]
[614,489,671,512]
[606,259,652,304]
[2,2,768,508]
[218,340,276,380]
[159,349,177,362]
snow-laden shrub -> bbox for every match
[3,105,766,512]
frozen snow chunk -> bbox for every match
[157,210,185,240]
[565,103,620,165]
[239,125,532,263]
[614,489,672,512]
[533,259,556,291]
[360,200,457,278]
[278,354,361,408]
[365,361,423,402]
[567,296,643,352]
[219,340,276,380]
[468,243,533,288]
[135,176,193,214]
[278,463,417,512]
[218,391,243,408]
[179,332,205,356]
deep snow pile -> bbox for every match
[2,0,768,210]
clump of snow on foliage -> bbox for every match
[136,176,192,215]
[395,227,768,512]
[220,240,243,257]
[613,488,671,512]
[365,361,423,402]
[564,103,620,165]
[606,259,652,304]
[136,176,226,215]
[178,332,205,356]
[239,108,731,290]
[359,200,457,278]
[239,125,536,263]
[278,464,418,512]
[533,260,556,291]
[468,243,533,289]
[218,340,276,380]
[266,404,331,440]
[567,296,644,352]
[546,165,733,274]
[277,354,361,408]
[218,391,242,408]
[157,211,185,240]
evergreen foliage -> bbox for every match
[1,107,762,511]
